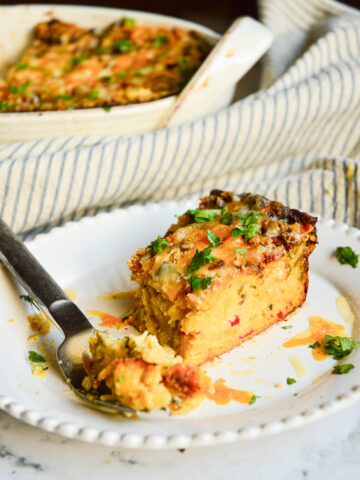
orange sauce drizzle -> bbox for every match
[87,310,128,329]
[283,316,347,361]
[205,378,253,405]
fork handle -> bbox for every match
[0,218,92,336]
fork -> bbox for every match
[0,217,135,414]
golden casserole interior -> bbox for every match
[128,190,318,366]
[82,331,205,412]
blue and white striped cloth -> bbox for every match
[0,0,359,239]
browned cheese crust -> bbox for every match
[128,190,318,366]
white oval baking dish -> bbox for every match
[0,4,225,143]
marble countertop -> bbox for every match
[0,400,359,480]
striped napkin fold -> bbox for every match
[0,0,359,239]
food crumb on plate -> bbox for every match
[28,334,40,342]
[32,365,47,379]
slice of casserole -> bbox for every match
[82,332,204,412]
[128,190,318,366]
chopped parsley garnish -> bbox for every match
[10,81,30,94]
[287,377,296,385]
[102,76,116,83]
[207,230,221,247]
[235,248,247,254]
[15,63,29,70]
[184,244,217,291]
[0,100,12,111]
[231,212,262,242]
[28,351,46,363]
[122,17,136,26]
[309,335,359,361]
[176,58,189,68]
[152,35,168,48]
[187,246,216,274]
[231,223,260,242]
[19,294,39,310]
[114,39,134,52]
[332,363,354,374]
[183,275,212,291]
[335,246,359,268]
[240,212,262,224]
[220,213,233,225]
[103,106,112,112]
[185,208,222,223]
[249,394,260,405]
[282,325,293,330]
[88,89,99,100]
[70,55,88,66]
[323,335,359,360]
[117,375,125,382]
[148,236,171,256]
[55,94,71,101]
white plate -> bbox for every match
[0,200,359,449]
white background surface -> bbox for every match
[0,401,360,480]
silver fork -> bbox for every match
[0,218,135,415]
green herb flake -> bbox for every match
[148,236,171,256]
[28,351,46,363]
[282,325,293,330]
[187,246,216,274]
[19,294,39,310]
[335,246,359,268]
[88,89,99,100]
[235,248,247,255]
[249,394,260,405]
[152,35,168,48]
[287,377,296,385]
[102,76,115,83]
[10,81,30,94]
[232,223,260,242]
[323,335,360,360]
[103,106,112,112]
[231,212,262,242]
[117,375,125,382]
[239,212,262,225]
[0,100,12,111]
[176,58,189,67]
[184,275,212,292]
[15,63,29,70]
[42,366,49,371]
[114,39,134,53]
[122,17,136,26]
[70,55,88,66]
[220,213,233,225]
[55,94,71,101]
[185,208,222,223]
[207,230,221,248]
[308,341,321,349]
[332,363,354,374]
